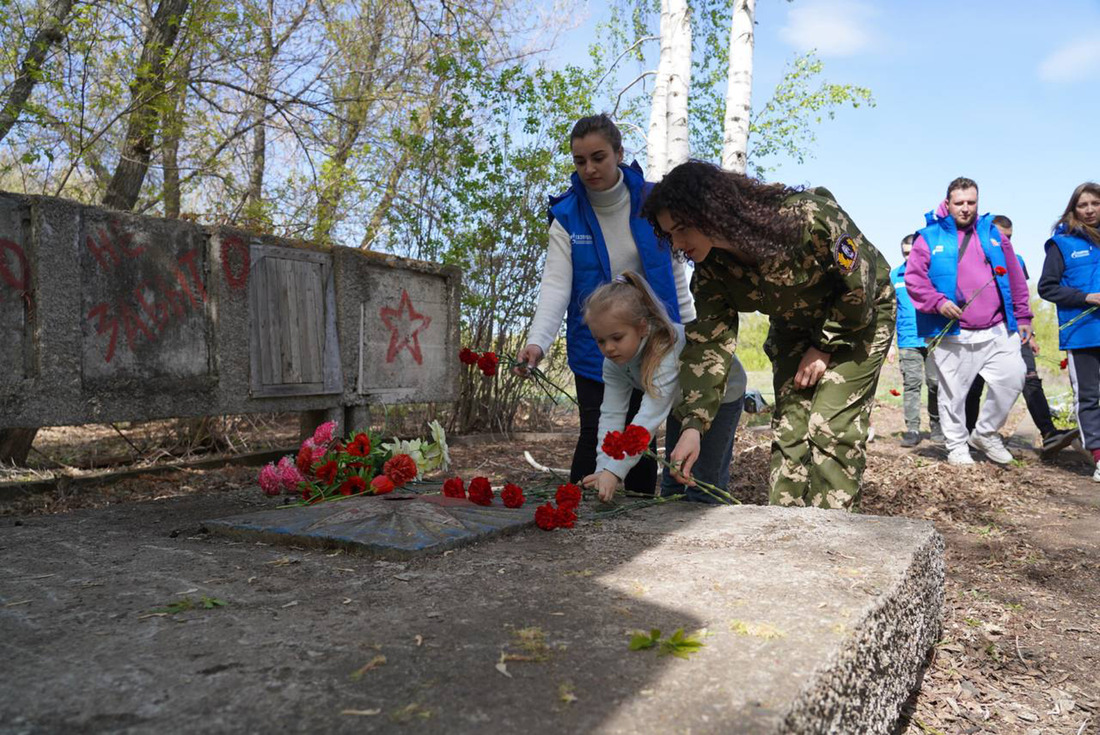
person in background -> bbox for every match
[515,114,698,494]
[890,233,942,447]
[963,215,1076,457]
[1038,182,1100,481]
[904,177,1032,466]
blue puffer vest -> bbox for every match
[891,262,922,349]
[1048,226,1100,350]
[914,212,1017,339]
[548,162,681,382]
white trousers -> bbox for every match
[932,331,1025,451]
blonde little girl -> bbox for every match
[581,271,746,502]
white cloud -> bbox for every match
[779,0,879,58]
[1038,36,1100,83]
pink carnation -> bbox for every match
[276,456,304,493]
[300,438,326,463]
[312,421,337,447]
[259,463,281,496]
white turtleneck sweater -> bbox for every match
[525,170,695,353]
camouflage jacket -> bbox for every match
[674,187,895,434]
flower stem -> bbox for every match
[1059,305,1098,332]
[510,358,579,408]
[644,450,740,505]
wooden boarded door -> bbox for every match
[248,245,341,397]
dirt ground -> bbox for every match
[2,401,1098,734]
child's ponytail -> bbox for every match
[583,271,678,398]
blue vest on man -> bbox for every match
[914,212,1017,339]
[1048,226,1100,350]
[891,262,923,349]
[548,162,682,382]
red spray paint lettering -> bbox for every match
[0,238,29,297]
[85,220,146,272]
[86,248,205,363]
[220,235,249,290]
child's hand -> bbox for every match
[582,470,621,503]
[670,429,701,485]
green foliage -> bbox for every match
[747,52,875,177]
[152,595,226,615]
[629,627,706,659]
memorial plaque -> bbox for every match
[358,272,450,397]
[0,197,29,384]
[206,493,536,558]
[80,210,212,384]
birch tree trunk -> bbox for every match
[664,0,691,172]
[647,0,691,179]
[645,0,671,179]
[721,0,755,173]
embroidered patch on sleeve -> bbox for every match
[833,234,859,274]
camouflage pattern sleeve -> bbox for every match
[673,263,738,435]
[805,195,881,352]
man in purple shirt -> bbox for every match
[904,178,1032,465]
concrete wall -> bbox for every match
[0,192,460,430]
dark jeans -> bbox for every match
[571,374,658,494]
[660,397,744,504]
[965,339,1055,437]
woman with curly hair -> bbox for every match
[641,160,895,510]
[1038,182,1100,481]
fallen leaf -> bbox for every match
[495,662,512,678]
[341,709,381,716]
[350,655,387,680]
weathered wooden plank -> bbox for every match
[321,259,342,393]
[264,255,283,385]
[283,259,303,384]
[299,262,321,384]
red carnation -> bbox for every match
[890,388,900,397]
[442,476,466,498]
[622,424,651,456]
[468,476,494,506]
[347,433,372,457]
[315,460,339,485]
[296,444,314,474]
[553,505,577,529]
[501,483,525,508]
[994,266,1007,276]
[339,476,366,496]
[477,351,499,376]
[459,347,479,366]
[383,454,418,486]
[1060,358,1068,370]
[535,502,558,531]
[601,431,625,460]
[370,475,395,495]
[555,483,582,510]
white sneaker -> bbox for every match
[947,446,975,466]
[1093,461,1100,483]
[968,431,1013,465]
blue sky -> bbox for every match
[561,0,1100,272]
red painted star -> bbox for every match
[379,289,432,364]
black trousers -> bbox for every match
[571,374,658,495]
[1069,348,1100,451]
[965,339,1056,437]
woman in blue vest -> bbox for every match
[515,114,697,493]
[1038,181,1100,481]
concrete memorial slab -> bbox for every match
[205,493,537,558]
[1,498,942,734]
[0,195,30,383]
